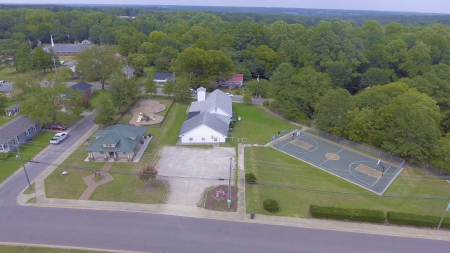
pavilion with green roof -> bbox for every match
[86,124,147,161]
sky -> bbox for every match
[0,0,449,14]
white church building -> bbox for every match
[178,87,232,143]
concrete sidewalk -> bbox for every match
[21,141,450,242]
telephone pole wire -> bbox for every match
[16,145,33,192]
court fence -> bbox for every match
[306,129,405,168]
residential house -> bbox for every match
[122,66,135,79]
[179,88,232,143]
[5,104,21,117]
[86,124,147,161]
[68,82,94,101]
[0,82,22,98]
[153,72,175,84]
[43,44,93,56]
[0,116,41,153]
[219,74,244,89]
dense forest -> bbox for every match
[1,6,450,171]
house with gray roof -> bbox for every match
[153,72,175,84]
[43,44,93,56]
[179,88,232,144]
[86,124,147,161]
[0,81,21,98]
[0,116,41,153]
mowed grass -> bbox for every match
[231,104,297,144]
[245,147,450,218]
[0,115,18,126]
[0,131,54,183]
[44,102,188,203]
[0,246,101,253]
[0,67,21,81]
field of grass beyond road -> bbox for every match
[0,245,102,253]
[0,131,54,183]
[230,104,297,144]
[245,147,450,218]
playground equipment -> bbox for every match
[130,100,167,126]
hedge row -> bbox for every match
[310,205,386,223]
[386,211,450,228]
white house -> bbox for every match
[179,88,232,143]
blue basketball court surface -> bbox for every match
[271,131,404,195]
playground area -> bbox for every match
[129,100,167,126]
[271,131,404,195]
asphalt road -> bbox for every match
[0,112,449,252]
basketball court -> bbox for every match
[271,131,404,195]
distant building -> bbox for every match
[80,40,92,45]
[219,74,244,89]
[153,72,176,84]
[86,124,147,161]
[43,44,93,56]
[0,116,41,153]
[0,82,22,98]
[179,88,232,144]
[122,66,136,79]
[68,82,94,101]
[5,104,21,117]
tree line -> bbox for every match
[1,7,450,171]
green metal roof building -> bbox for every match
[86,124,147,161]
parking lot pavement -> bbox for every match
[157,146,236,206]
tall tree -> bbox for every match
[93,92,116,126]
[314,88,354,134]
[75,46,122,90]
[109,73,139,112]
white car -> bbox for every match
[50,132,68,144]
[225,93,234,97]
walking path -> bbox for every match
[79,162,114,200]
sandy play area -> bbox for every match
[129,100,167,126]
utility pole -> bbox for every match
[227,157,232,208]
[438,201,450,229]
[16,145,33,192]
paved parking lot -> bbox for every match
[157,146,236,206]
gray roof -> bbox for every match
[0,82,13,92]
[71,82,93,92]
[5,104,21,111]
[43,44,93,53]
[188,89,232,116]
[179,111,229,137]
[122,66,135,73]
[0,116,38,145]
[154,72,175,81]
[85,124,146,153]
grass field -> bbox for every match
[0,131,54,183]
[44,102,188,202]
[0,246,101,253]
[0,115,18,126]
[245,147,450,218]
[230,104,297,144]
[0,67,21,81]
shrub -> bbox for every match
[263,199,279,213]
[262,100,270,107]
[234,90,242,95]
[0,152,10,160]
[386,212,440,228]
[310,205,385,223]
[245,172,256,182]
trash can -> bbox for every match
[250,212,255,219]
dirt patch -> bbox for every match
[204,185,238,212]
[144,183,157,192]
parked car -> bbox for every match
[50,132,68,144]
[48,124,68,131]
[225,92,234,97]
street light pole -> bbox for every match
[227,157,232,208]
[16,145,33,192]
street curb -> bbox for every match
[0,242,146,253]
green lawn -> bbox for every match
[0,115,18,126]
[231,104,298,144]
[0,131,55,183]
[245,147,450,218]
[44,102,188,202]
[0,246,100,253]
[0,67,21,81]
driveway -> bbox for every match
[157,146,236,206]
